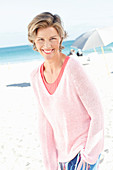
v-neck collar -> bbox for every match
[40,56,70,96]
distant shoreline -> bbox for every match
[0,40,113,65]
[0,40,74,49]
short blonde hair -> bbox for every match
[28,12,67,51]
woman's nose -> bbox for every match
[43,40,51,48]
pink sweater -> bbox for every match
[31,57,104,170]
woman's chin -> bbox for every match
[42,53,55,61]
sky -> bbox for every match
[0,0,113,47]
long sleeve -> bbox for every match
[30,69,58,170]
[72,61,104,164]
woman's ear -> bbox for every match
[33,42,38,52]
[59,38,64,52]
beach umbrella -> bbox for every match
[72,26,113,51]
[72,26,113,74]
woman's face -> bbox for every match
[34,27,61,61]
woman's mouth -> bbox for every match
[42,49,53,54]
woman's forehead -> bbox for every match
[36,27,59,37]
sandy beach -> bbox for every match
[0,53,113,170]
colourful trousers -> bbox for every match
[58,153,101,170]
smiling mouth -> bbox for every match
[42,49,53,54]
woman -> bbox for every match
[28,12,104,170]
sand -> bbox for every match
[0,53,113,170]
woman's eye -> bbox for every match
[39,38,44,41]
[50,37,56,40]
[36,38,44,42]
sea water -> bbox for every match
[0,40,113,64]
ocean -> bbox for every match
[0,40,113,64]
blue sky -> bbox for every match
[0,0,113,47]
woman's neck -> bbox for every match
[44,53,66,74]
[43,53,67,84]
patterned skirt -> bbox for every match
[58,153,100,170]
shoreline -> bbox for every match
[0,52,113,169]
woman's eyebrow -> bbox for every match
[50,35,58,37]
[36,35,58,39]
[36,36,43,39]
